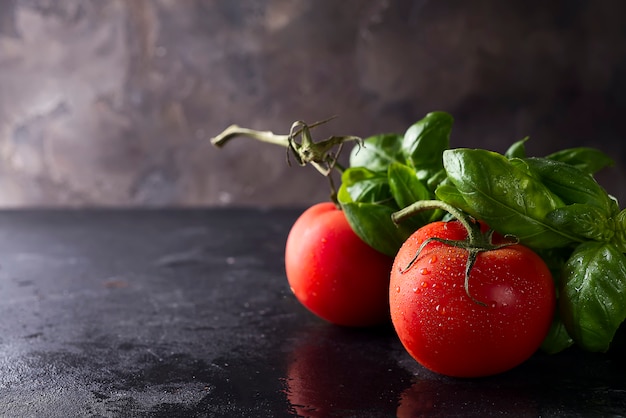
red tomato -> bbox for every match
[285,202,393,327]
[389,220,556,377]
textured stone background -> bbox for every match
[0,0,625,207]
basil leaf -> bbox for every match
[402,112,453,180]
[504,137,528,159]
[440,148,579,248]
[339,167,393,205]
[337,167,407,256]
[339,201,409,256]
[349,133,405,172]
[560,241,626,352]
[546,204,615,242]
[523,157,618,215]
[545,147,614,174]
[388,163,430,208]
[541,313,574,354]
[426,168,448,192]
[388,162,442,226]
[434,181,468,210]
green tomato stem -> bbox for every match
[392,200,482,246]
[211,125,291,148]
[211,119,362,205]
[211,119,360,177]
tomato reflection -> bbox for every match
[396,376,538,417]
[283,323,410,417]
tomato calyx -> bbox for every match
[392,200,519,306]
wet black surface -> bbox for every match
[0,208,624,417]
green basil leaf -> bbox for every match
[339,201,409,256]
[388,162,442,226]
[522,157,618,215]
[402,112,453,180]
[338,168,406,256]
[388,163,430,208]
[434,181,469,210]
[546,204,615,242]
[541,313,574,354]
[426,168,448,193]
[560,241,626,352]
[545,147,614,174]
[349,133,405,172]
[339,167,393,205]
[504,137,528,159]
[441,148,579,248]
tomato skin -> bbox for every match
[285,202,393,327]
[389,221,556,377]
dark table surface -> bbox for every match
[0,208,624,418]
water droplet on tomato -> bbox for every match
[431,282,438,289]
[429,255,438,264]
[421,281,428,288]
[412,287,419,293]
[419,267,430,275]
[394,286,401,293]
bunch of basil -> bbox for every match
[337,111,626,355]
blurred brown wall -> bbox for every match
[0,0,625,207]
